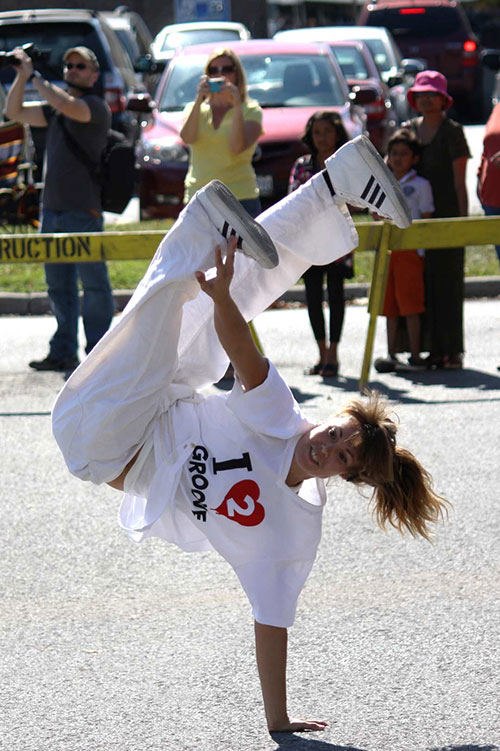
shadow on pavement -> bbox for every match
[430,745,500,751]
[297,367,500,406]
[270,735,367,751]
[213,367,500,407]
[395,367,500,391]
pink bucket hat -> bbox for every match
[407,70,453,110]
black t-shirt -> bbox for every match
[42,94,111,213]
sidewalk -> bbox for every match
[1,276,499,316]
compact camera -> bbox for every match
[208,77,225,93]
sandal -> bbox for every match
[321,363,339,377]
[305,362,324,375]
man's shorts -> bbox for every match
[382,250,425,318]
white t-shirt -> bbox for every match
[399,169,434,220]
[119,363,326,628]
[399,169,435,256]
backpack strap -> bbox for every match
[56,113,101,183]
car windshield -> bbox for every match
[159,53,346,111]
[330,46,370,80]
[366,8,464,39]
[0,21,109,83]
[160,29,242,52]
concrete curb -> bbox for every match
[1,277,499,316]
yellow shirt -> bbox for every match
[183,98,263,203]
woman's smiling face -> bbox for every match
[290,415,360,483]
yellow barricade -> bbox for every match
[357,215,500,390]
[0,230,165,264]
[1,215,499,386]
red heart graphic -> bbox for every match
[212,479,265,527]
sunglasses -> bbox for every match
[207,64,235,75]
[64,62,89,70]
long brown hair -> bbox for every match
[205,47,248,102]
[302,110,349,155]
[341,391,449,541]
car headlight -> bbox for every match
[139,140,189,164]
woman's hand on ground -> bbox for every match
[268,717,329,733]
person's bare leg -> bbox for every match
[406,313,421,360]
[387,316,398,357]
[325,341,338,366]
[317,339,328,364]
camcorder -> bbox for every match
[0,43,48,70]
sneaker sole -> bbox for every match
[336,135,412,229]
[200,180,279,269]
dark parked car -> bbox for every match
[358,0,484,116]
[137,40,366,220]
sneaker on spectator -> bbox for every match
[323,135,412,229]
[197,180,279,269]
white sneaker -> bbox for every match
[197,180,279,269]
[324,135,412,229]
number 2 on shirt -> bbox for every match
[213,479,265,527]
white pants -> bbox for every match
[52,172,358,485]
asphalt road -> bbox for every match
[1,299,499,751]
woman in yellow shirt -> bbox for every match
[180,48,263,217]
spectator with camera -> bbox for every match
[6,45,114,375]
[180,47,263,218]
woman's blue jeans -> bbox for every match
[41,210,114,360]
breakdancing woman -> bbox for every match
[52,136,447,732]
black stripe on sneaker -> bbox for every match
[222,222,243,248]
[375,191,386,209]
[361,175,375,200]
[369,184,381,204]
[322,169,335,197]
[228,228,243,249]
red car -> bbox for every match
[329,39,397,153]
[137,39,367,220]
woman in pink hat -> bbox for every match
[405,70,471,370]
